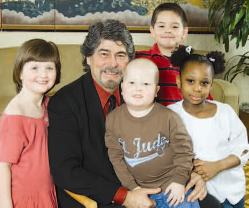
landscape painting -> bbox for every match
[0,0,211,32]
[1,0,55,29]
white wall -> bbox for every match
[0,32,154,47]
[0,31,248,103]
[0,31,248,57]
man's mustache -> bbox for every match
[101,67,122,75]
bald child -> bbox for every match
[105,58,199,208]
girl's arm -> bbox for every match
[0,162,13,208]
[194,155,240,181]
[195,104,249,181]
[227,104,249,166]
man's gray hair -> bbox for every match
[80,19,135,71]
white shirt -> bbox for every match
[168,100,249,204]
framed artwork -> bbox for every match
[1,0,55,30]
[0,0,212,33]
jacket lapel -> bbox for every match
[81,72,106,145]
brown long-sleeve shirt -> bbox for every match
[105,103,193,191]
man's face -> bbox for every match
[87,39,129,93]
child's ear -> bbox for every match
[181,27,188,43]
[176,75,181,89]
[150,26,155,39]
[155,85,160,97]
[210,80,213,89]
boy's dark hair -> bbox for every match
[151,3,188,27]
[80,19,135,72]
[13,39,61,93]
[171,46,225,76]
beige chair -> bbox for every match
[0,45,239,114]
[65,190,97,208]
[211,79,239,114]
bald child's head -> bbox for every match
[121,58,160,116]
[123,58,159,85]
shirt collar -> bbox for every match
[151,43,163,56]
[93,80,121,110]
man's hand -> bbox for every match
[185,172,207,202]
[194,159,221,181]
[165,182,184,207]
[123,187,161,208]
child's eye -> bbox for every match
[47,67,55,70]
[156,24,164,28]
[201,81,210,86]
[144,83,150,86]
[186,79,194,84]
[172,25,180,29]
[129,81,134,85]
[31,66,37,70]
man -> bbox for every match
[48,19,208,208]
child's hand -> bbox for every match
[194,159,221,181]
[165,182,185,207]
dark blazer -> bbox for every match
[48,72,122,208]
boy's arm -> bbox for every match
[105,114,162,208]
[105,114,138,190]
[169,112,194,185]
[185,172,207,202]
[0,162,13,208]
[169,112,209,201]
